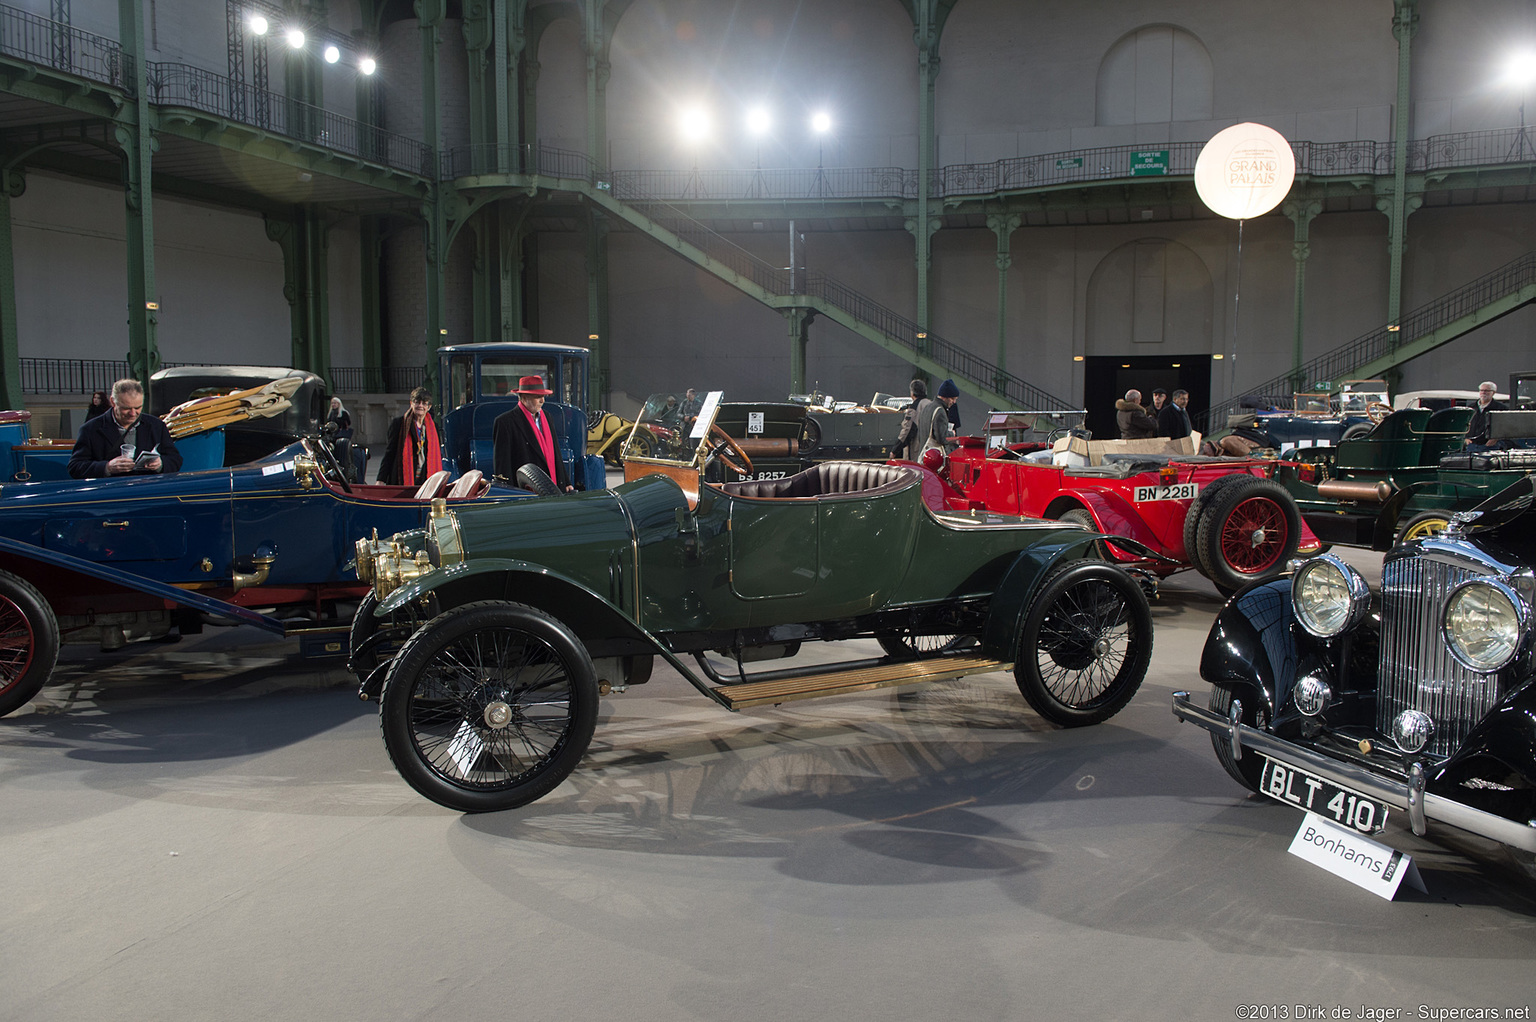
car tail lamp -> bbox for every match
[1297,462,1317,484]
[1159,466,1177,486]
[1292,554,1371,638]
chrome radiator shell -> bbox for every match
[1376,542,1513,758]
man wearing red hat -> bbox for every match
[492,375,574,491]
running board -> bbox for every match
[712,654,1011,709]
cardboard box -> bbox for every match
[1051,432,1199,467]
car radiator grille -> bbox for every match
[1377,554,1503,758]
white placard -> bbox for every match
[748,411,765,434]
[1287,812,1426,900]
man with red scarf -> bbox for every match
[492,375,574,491]
[377,387,443,485]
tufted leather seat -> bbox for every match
[718,461,915,500]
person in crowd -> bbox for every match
[324,396,355,481]
[939,378,961,431]
[84,390,110,423]
[377,387,442,486]
[679,388,702,419]
[1159,388,1193,439]
[68,378,182,478]
[493,374,574,492]
[1464,380,1505,447]
[1150,388,1169,418]
[890,379,934,460]
[1116,388,1159,439]
[921,380,961,458]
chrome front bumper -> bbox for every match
[1172,690,1536,854]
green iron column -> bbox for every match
[585,208,609,407]
[266,211,331,378]
[418,0,445,389]
[1283,199,1322,390]
[987,213,1020,395]
[911,3,940,375]
[584,1,611,174]
[1386,0,1418,331]
[359,216,383,390]
[786,308,815,394]
[464,4,490,173]
[118,0,159,381]
[0,170,23,410]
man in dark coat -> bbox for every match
[493,374,574,491]
[1116,389,1159,439]
[69,378,182,478]
[890,379,934,459]
[1159,388,1193,439]
[1464,380,1505,447]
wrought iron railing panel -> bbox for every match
[0,4,128,92]
[327,366,426,394]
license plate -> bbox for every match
[1259,758,1389,834]
[1133,482,1198,501]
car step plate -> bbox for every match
[713,654,1011,710]
[1259,757,1390,834]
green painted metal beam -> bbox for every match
[1326,283,1536,388]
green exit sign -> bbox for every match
[1130,150,1169,176]
[1056,157,1082,170]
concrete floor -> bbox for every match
[4,549,1535,1022]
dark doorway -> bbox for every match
[1083,355,1212,440]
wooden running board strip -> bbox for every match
[713,654,1011,709]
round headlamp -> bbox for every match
[1442,578,1528,673]
[1291,554,1371,638]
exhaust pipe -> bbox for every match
[1316,479,1393,502]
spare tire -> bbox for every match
[1194,477,1302,595]
[515,463,561,497]
[1180,473,1250,580]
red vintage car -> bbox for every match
[932,413,1322,594]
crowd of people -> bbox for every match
[1115,387,1192,440]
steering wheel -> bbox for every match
[705,425,754,478]
[310,437,353,493]
[1367,401,1392,423]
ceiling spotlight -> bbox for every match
[323,45,340,64]
[248,14,268,35]
[678,105,710,143]
[746,106,771,136]
[358,57,377,76]
[1504,51,1536,89]
[286,27,306,49]
[810,111,832,134]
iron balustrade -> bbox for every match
[20,360,430,397]
[326,366,426,394]
[1196,252,1536,431]
[0,4,128,93]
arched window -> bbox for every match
[1096,25,1213,126]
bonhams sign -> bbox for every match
[1194,122,1296,219]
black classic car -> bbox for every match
[352,391,1156,813]
[1173,476,1536,865]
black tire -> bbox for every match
[1180,473,1249,581]
[0,570,60,718]
[1340,422,1374,442]
[1194,477,1302,595]
[379,601,598,812]
[1207,685,1264,792]
[1013,560,1153,726]
[1397,509,1452,545]
[1055,507,1110,560]
[348,589,439,690]
[515,463,561,497]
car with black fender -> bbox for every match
[1172,477,1536,865]
[350,390,1157,813]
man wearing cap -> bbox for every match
[493,375,574,492]
[920,379,961,459]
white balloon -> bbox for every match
[1194,122,1296,219]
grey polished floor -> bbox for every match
[3,551,1533,1022]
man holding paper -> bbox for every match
[68,378,183,478]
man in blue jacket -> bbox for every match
[68,378,183,478]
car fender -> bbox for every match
[0,535,287,633]
[978,535,1104,662]
[1197,577,1299,716]
[1043,489,1166,551]
[1434,681,1536,794]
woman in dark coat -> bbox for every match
[84,391,110,423]
[377,387,443,486]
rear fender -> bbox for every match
[979,537,1100,662]
[1047,489,1166,550]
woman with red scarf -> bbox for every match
[377,387,443,485]
[492,375,574,491]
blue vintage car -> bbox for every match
[0,437,529,717]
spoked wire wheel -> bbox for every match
[1194,477,1301,594]
[878,632,973,658]
[1014,561,1152,726]
[379,601,597,812]
[0,570,59,718]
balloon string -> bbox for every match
[1232,218,1244,367]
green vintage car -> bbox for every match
[350,391,1155,812]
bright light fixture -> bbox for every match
[678,105,710,143]
[810,111,832,134]
[324,45,340,64]
[286,27,305,49]
[359,57,377,76]
[746,106,771,136]
[248,14,268,35]
[1504,51,1536,89]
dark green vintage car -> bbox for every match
[350,391,1154,812]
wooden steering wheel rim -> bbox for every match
[1367,401,1391,423]
[707,425,754,477]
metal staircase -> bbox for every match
[1202,252,1536,430]
[454,144,1075,412]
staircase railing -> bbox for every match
[1197,252,1536,431]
